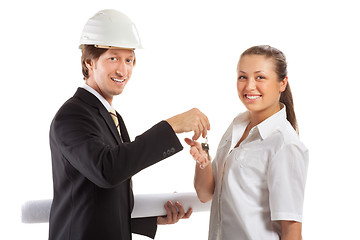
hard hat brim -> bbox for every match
[94,45,135,50]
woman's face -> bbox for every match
[237,55,287,120]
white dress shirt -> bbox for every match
[81,83,112,112]
[209,106,309,240]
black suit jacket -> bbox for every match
[49,88,183,240]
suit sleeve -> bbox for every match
[131,217,157,239]
[50,101,183,188]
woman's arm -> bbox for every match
[280,220,302,240]
[194,159,214,202]
[185,138,215,203]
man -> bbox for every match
[49,9,210,240]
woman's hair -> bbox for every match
[80,45,136,80]
[240,45,298,134]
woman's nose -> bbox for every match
[246,78,256,91]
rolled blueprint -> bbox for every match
[131,192,211,218]
[21,192,211,223]
[21,199,52,223]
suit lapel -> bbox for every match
[74,88,123,145]
[98,107,123,144]
[117,113,130,142]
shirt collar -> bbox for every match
[230,104,287,148]
[230,111,251,149]
[81,83,112,112]
[256,104,287,140]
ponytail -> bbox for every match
[280,82,298,134]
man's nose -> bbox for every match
[116,61,127,77]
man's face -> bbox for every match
[86,49,135,104]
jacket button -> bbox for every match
[163,152,167,158]
[170,147,175,154]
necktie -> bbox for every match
[110,108,121,137]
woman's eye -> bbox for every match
[110,57,117,61]
[238,76,246,81]
[256,76,265,80]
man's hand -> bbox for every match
[157,200,192,225]
[166,108,210,140]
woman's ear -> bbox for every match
[280,76,288,93]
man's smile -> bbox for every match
[111,77,126,83]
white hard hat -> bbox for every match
[79,9,142,49]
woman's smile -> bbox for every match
[244,94,262,102]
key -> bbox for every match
[200,135,210,169]
[201,135,209,153]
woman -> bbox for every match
[185,45,308,240]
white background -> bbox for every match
[1,0,359,239]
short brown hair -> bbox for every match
[80,45,108,80]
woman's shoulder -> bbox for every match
[277,120,308,153]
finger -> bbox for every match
[193,152,201,162]
[185,139,202,152]
[202,129,208,139]
[192,151,205,166]
[200,112,210,130]
[184,138,195,147]
[201,127,207,139]
[198,121,205,138]
[167,201,178,223]
[198,152,207,163]
[198,112,210,131]
[199,117,208,138]
[183,208,193,219]
[175,201,185,219]
[194,154,204,165]
[196,120,203,140]
[191,140,203,151]
[189,146,200,156]
[188,142,204,160]
[164,202,172,224]
[195,147,209,162]
[204,114,211,130]
[157,203,170,225]
[192,128,201,141]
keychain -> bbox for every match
[200,135,210,169]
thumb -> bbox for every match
[184,138,195,146]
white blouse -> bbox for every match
[209,106,309,240]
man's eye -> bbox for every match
[110,57,117,61]
[126,59,133,63]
